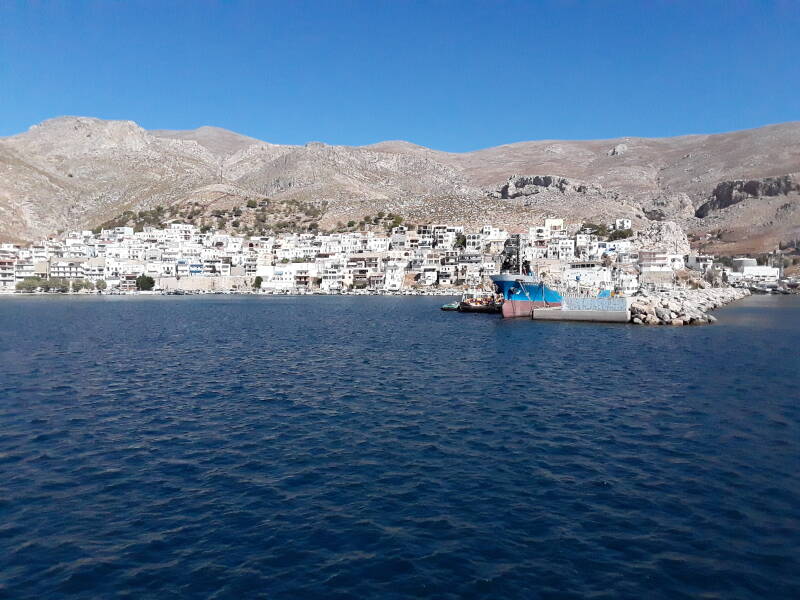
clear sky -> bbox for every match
[1,0,798,151]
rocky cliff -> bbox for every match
[695,175,799,217]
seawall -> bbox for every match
[629,288,751,325]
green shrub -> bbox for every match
[135,275,155,291]
[608,228,633,241]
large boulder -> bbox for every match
[655,307,672,322]
[607,143,628,157]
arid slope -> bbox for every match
[1,116,798,252]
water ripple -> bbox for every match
[0,294,798,599]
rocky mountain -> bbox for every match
[1,116,799,253]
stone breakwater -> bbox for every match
[630,288,751,326]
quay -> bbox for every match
[531,297,630,323]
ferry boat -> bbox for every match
[490,273,563,318]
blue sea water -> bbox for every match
[0,294,798,599]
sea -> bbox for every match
[0,294,798,599]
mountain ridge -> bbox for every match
[1,116,798,253]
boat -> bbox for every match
[458,289,502,313]
[440,301,460,311]
[490,273,562,318]
[491,273,630,321]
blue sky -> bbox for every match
[1,0,798,151]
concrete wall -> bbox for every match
[156,276,253,291]
[532,307,630,323]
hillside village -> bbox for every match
[0,217,786,295]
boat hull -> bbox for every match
[501,298,560,318]
[459,302,502,314]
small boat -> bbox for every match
[440,301,460,311]
[458,289,502,313]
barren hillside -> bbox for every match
[1,116,798,253]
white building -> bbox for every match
[686,254,714,272]
[612,218,632,231]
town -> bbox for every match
[0,217,790,295]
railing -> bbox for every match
[562,297,629,312]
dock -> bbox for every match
[530,297,630,323]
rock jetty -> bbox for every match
[629,288,750,326]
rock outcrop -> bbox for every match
[642,193,695,221]
[629,288,750,325]
[489,175,600,199]
[607,143,628,156]
[634,220,691,255]
[695,175,799,217]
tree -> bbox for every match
[71,279,94,292]
[583,222,610,237]
[253,276,263,289]
[455,234,467,249]
[46,278,70,293]
[135,275,155,291]
[715,255,733,268]
[15,278,41,292]
[95,279,107,291]
[246,199,258,209]
[608,228,633,241]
